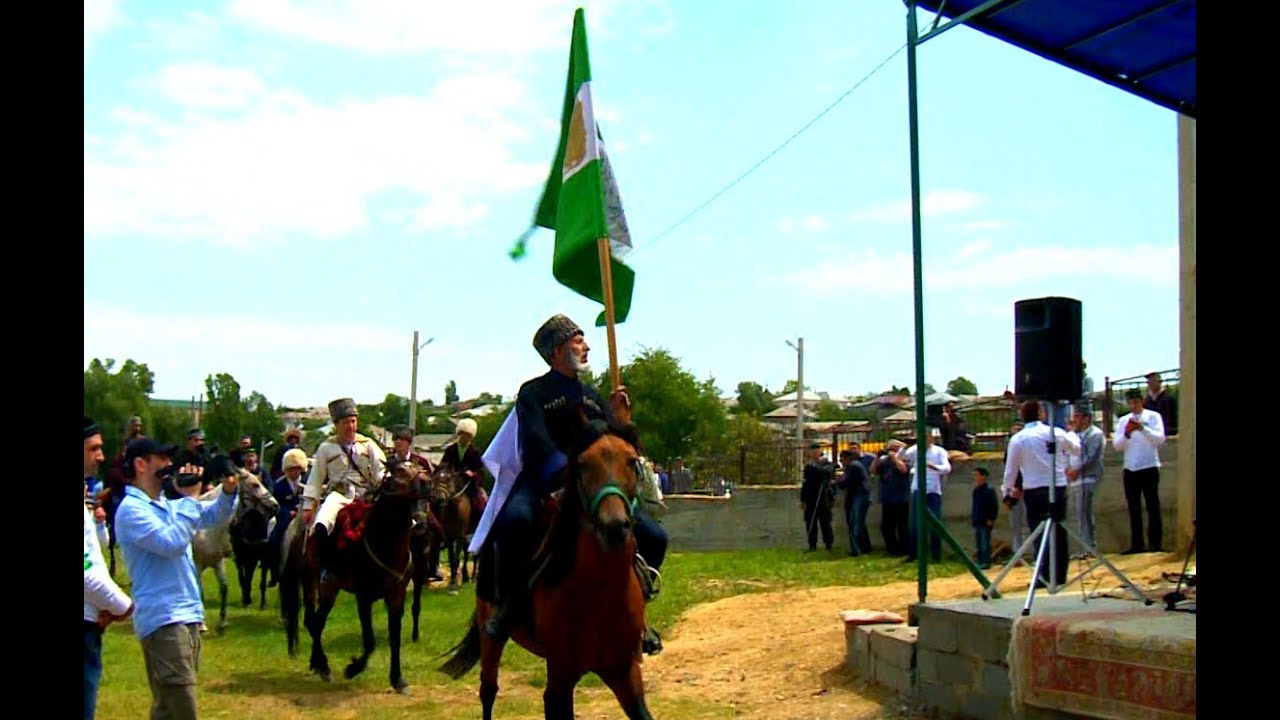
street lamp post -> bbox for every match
[786,337,805,481]
[409,331,435,434]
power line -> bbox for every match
[645,41,906,253]
[526,42,908,318]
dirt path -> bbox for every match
[638,552,1191,719]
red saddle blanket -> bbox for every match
[334,499,374,551]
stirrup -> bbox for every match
[633,553,661,601]
[642,626,663,655]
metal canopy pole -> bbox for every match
[906,1,993,606]
[906,0,929,605]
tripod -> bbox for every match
[982,402,1153,615]
[1163,517,1196,612]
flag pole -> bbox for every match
[596,237,621,389]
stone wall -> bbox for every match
[659,439,1179,555]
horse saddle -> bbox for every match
[334,499,375,551]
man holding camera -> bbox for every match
[801,443,837,551]
[115,439,239,720]
[1002,401,1080,587]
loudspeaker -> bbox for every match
[1014,297,1082,401]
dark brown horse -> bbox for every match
[428,466,477,595]
[282,461,428,693]
[439,424,653,720]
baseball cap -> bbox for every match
[125,438,178,466]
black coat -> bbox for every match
[514,370,638,495]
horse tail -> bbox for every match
[279,523,303,656]
[436,611,482,679]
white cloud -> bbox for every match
[954,219,1009,233]
[225,0,665,55]
[155,64,265,110]
[84,0,124,62]
[851,189,984,223]
[84,69,547,245]
[144,12,222,54]
[785,243,1178,296]
[955,239,992,260]
[776,215,828,234]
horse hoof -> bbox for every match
[199,623,208,633]
[344,660,365,680]
[448,588,459,597]
[318,670,332,683]
[393,683,410,695]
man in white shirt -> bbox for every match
[1002,401,1080,586]
[1113,388,1166,554]
[84,416,133,720]
[900,429,950,562]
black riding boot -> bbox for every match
[483,540,528,641]
[634,553,664,655]
[313,525,336,583]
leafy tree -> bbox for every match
[734,381,777,416]
[445,380,459,405]
[202,373,244,452]
[242,391,283,451]
[372,393,410,430]
[84,358,156,459]
[817,399,848,421]
[946,377,979,395]
[604,347,728,464]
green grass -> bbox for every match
[95,548,967,719]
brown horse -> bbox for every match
[428,466,477,595]
[439,424,653,720]
[283,461,428,693]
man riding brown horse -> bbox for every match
[301,398,387,585]
[477,314,667,655]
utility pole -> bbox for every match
[787,337,805,481]
[409,332,434,434]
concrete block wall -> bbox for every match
[845,622,916,697]
[846,606,1079,719]
[911,604,1075,720]
[660,439,1180,554]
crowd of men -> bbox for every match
[84,313,670,720]
[799,370,1178,578]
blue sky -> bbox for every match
[84,1,1182,408]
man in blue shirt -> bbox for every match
[115,438,238,720]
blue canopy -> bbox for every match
[916,0,1196,117]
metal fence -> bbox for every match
[1103,368,1179,437]
[667,438,803,492]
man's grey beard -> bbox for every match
[569,353,590,374]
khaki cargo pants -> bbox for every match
[140,622,201,720]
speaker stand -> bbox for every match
[982,403,1153,614]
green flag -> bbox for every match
[511,7,635,326]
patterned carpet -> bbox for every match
[1009,608,1196,719]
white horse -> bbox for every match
[190,473,277,632]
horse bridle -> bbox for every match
[577,455,642,526]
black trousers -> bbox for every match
[1023,487,1068,585]
[1123,467,1163,551]
[881,501,910,556]
[804,501,834,550]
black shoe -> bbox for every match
[642,626,663,655]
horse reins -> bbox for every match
[363,533,413,582]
